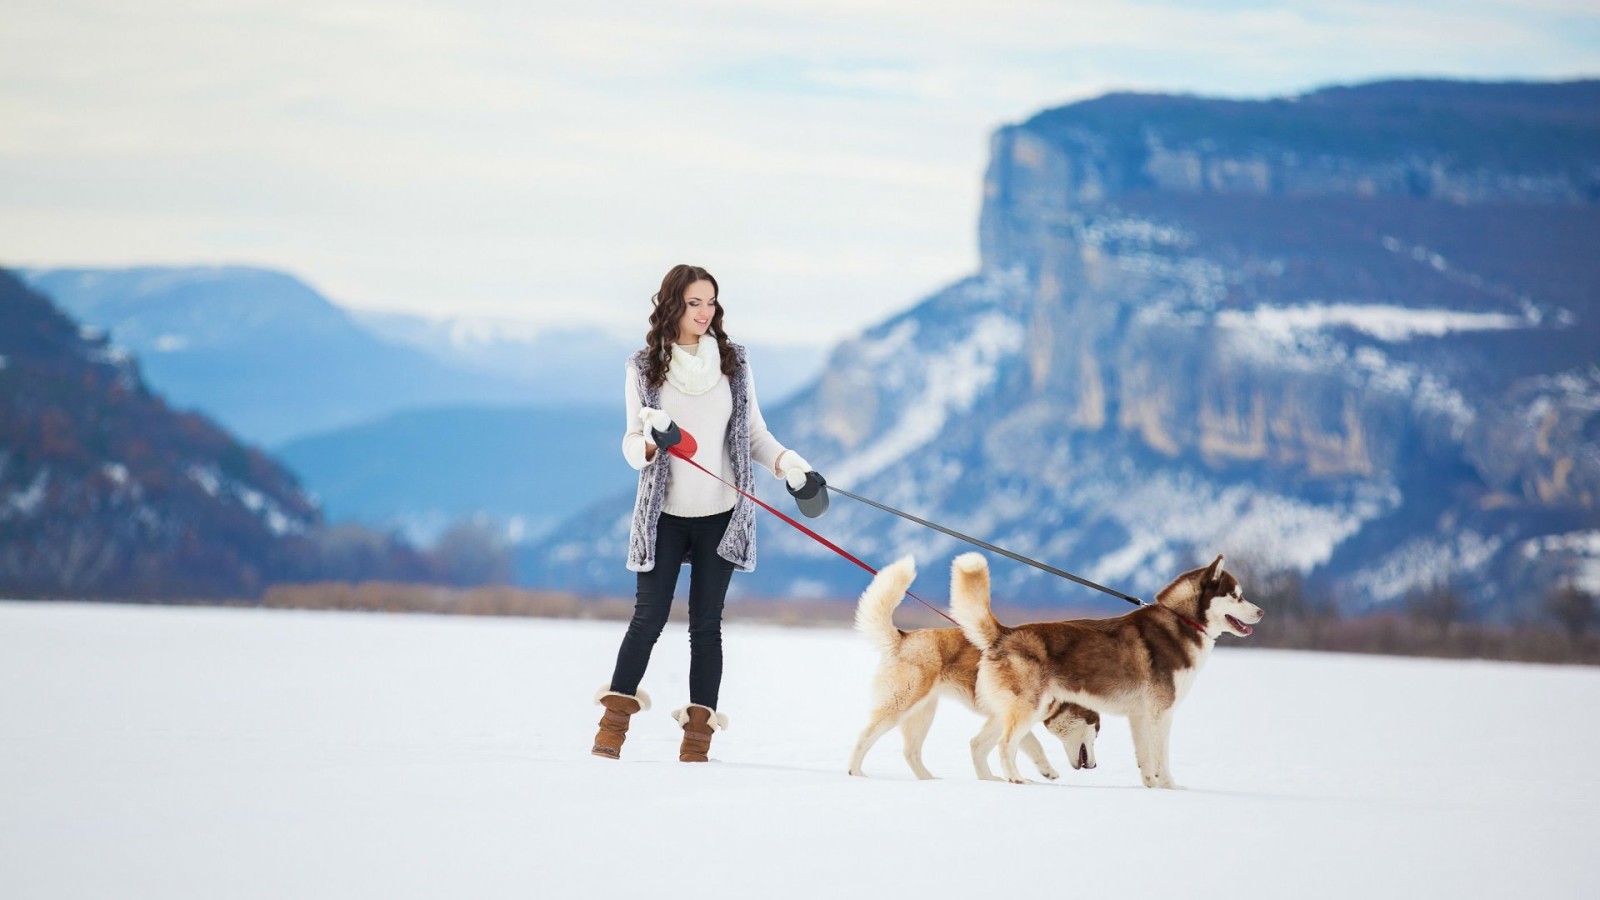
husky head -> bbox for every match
[1196,554,1264,638]
[1159,555,1264,638]
[1043,703,1101,770]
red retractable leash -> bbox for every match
[662,443,959,625]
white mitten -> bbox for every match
[780,451,813,489]
[638,407,673,435]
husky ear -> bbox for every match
[1204,554,1225,585]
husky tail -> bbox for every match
[855,556,916,656]
[950,552,1003,651]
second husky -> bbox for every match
[848,556,1100,780]
[951,551,1263,787]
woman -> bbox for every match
[591,263,817,763]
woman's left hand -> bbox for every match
[779,451,813,489]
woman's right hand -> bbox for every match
[639,407,681,453]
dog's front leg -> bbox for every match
[1130,712,1159,788]
[1019,731,1059,781]
[1150,710,1183,790]
[997,711,1034,785]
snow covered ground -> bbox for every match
[3,600,1598,899]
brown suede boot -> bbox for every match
[671,703,728,762]
[591,685,650,759]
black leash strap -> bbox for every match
[826,483,1145,607]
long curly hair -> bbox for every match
[642,264,737,390]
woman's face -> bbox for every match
[677,279,718,343]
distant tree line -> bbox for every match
[13,511,1600,667]
[0,514,517,603]
[1221,555,1599,665]
[309,516,513,589]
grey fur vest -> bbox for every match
[626,342,758,574]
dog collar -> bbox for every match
[1164,606,1210,637]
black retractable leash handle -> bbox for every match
[785,470,830,518]
[825,482,1145,607]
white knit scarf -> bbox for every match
[666,339,722,395]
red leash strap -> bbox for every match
[666,447,959,625]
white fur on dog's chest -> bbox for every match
[1172,667,1198,702]
[1171,640,1215,702]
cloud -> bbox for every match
[2,1,1596,342]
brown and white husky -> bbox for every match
[950,551,1262,787]
[847,557,1100,780]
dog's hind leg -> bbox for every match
[898,696,939,780]
[969,715,1004,781]
[1019,730,1059,781]
[848,703,904,777]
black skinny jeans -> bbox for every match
[609,509,735,709]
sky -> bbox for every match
[3,1,1598,344]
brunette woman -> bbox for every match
[591,264,817,762]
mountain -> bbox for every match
[0,268,464,597]
[17,267,533,445]
[274,404,622,544]
[0,268,326,598]
[350,309,828,407]
[523,78,1600,620]
[16,268,826,536]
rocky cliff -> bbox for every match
[530,79,1600,620]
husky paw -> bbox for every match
[1039,767,1060,781]
[1006,777,1029,785]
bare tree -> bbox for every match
[1546,582,1595,642]
[431,518,513,587]
[1406,580,1464,639]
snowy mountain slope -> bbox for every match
[1,599,1595,899]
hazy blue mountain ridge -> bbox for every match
[275,405,622,545]
[20,267,535,445]
[350,310,826,409]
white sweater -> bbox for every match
[621,357,794,517]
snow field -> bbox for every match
[1,600,1597,899]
